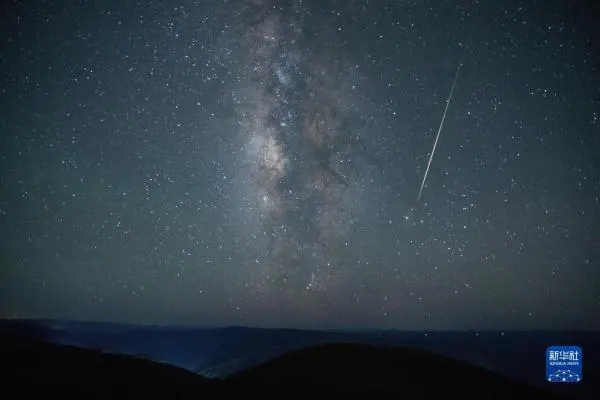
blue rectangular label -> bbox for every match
[546,345,583,383]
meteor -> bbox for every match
[417,53,465,202]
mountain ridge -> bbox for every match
[1,329,566,399]
[1,318,596,398]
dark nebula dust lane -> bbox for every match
[1,0,599,329]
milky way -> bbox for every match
[219,1,389,311]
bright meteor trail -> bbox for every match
[417,54,465,202]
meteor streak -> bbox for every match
[417,54,465,202]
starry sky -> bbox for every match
[1,0,599,330]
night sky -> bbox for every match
[1,0,599,330]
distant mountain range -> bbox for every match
[1,319,597,398]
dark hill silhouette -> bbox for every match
[226,342,564,399]
[0,330,221,398]
[1,329,565,399]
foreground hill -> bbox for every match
[1,330,221,398]
[226,342,564,399]
[1,329,564,399]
